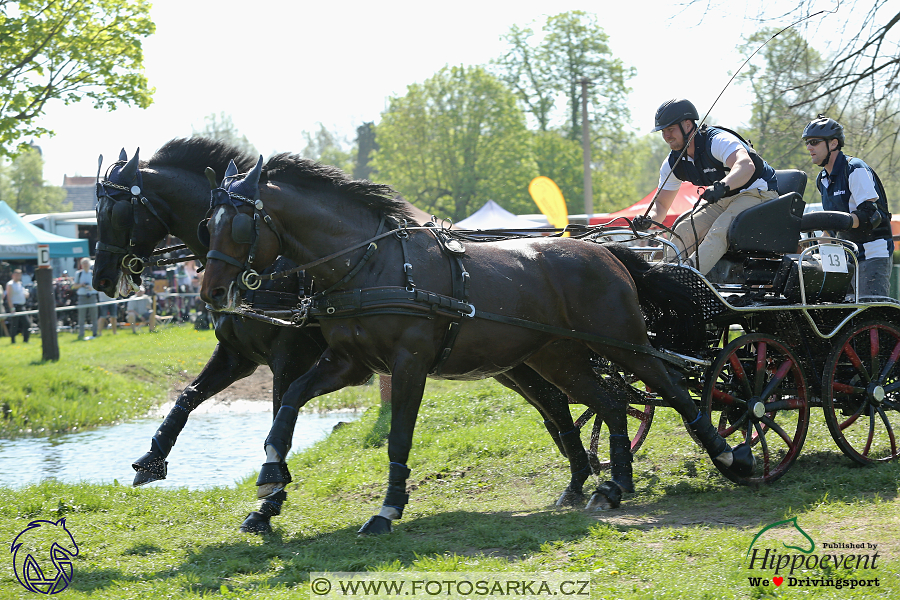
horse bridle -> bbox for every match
[199,183,284,291]
[95,164,191,275]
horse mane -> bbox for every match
[147,138,258,179]
[263,153,419,225]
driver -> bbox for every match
[637,99,779,274]
[803,114,893,298]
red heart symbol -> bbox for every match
[773,577,783,586]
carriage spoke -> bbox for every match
[843,344,872,384]
[626,405,651,423]
[870,328,882,377]
[728,353,753,398]
[754,341,767,397]
[573,407,595,430]
[863,408,876,456]
[883,382,900,395]
[760,414,793,447]
[839,401,867,431]
[877,338,900,383]
[877,406,898,458]
[758,360,793,402]
[755,421,770,476]
[833,382,866,395]
[712,387,740,405]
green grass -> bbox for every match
[0,325,220,436]
[1,378,897,599]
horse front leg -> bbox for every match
[256,349,371,502]
[358,350,429,536]
[132,343,257,486]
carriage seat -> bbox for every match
[725,169,808,254]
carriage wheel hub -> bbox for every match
[867,383,885,405]
[749,398,766,419]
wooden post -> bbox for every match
[581,77,593,224]
[36,247,60,361]
[379,375,392,405]
[149,295,157,332]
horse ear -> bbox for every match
[205,167,218,190]
[229,155,263,198]
[119,148,140,182]
[118,148,128,162]
[225,160,239,178]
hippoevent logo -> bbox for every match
[745,517,880,591]
[10,518,80,594]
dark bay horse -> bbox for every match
[91,140,600,531]
[199,155,755,535]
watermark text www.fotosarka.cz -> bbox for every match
[309,572,591,599]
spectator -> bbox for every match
[126,288,152,334]
[97,290,118,336]
[72,257,99,340]
[5,268,31,343]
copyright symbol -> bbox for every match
[311,577,332,595]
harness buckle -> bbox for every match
[463,304,476,318]
[403,262,413,274]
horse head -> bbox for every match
[93,147,158,297]
[200,156,282,311]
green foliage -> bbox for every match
[0,0,156,155]
[492,11,634,140]
[191,112,258,157]
[300,123,354,174]
[0,324,218,436]
[374,65,538,220]
[0,380,898,598]
[0,145,69,213]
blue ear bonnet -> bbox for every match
[222,155,263,201]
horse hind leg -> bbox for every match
[496,365,592,508]
[607,351,755,480]
[526,344,633,511]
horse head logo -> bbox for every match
[10,518,80,594]
[747,516,815,557]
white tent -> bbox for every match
[456,200,544,230]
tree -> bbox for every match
[0,145,69,213]
[191,112,258,157]
[735,27,830,202]
[300,123,354,174]
[373,65,537,221]
[491,11,634,141]
[0,0,155,155]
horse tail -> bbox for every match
[603,243,705,352]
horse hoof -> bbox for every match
[131,452,167,487]
[555,486,587,508]
[357,515,392,536]
[728,443,756,479]
[585,482,622,511]
[239,511,273,534]
[257,483,285,499]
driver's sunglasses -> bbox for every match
[805,139,825,147]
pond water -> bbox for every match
[0,404,358,490]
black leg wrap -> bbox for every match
[609,435,634,493]
[586,481,623,511]
[264,406,298,461]
[256,462,292,486]
[358,515,392,536]
[259,490,287,517]
[153,404,191,456]
[688,412,729,458]
[132,404,193,486]
[544,420,566,456]
[383,462,411,518]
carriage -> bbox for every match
[569,168,900,486]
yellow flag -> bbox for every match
[529,176,569,235]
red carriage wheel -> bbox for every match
[822,320,900,464]
[572,404,654,472]
[702,333,810,484]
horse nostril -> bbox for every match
[210,288,227,304]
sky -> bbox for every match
[29,0,837,189]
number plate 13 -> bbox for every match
[820,244,848,273]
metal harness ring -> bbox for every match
[241,269,262,290]
[123,254,145,274]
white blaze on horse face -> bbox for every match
[211,205,230,238]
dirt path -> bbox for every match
[156,365,275,415]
